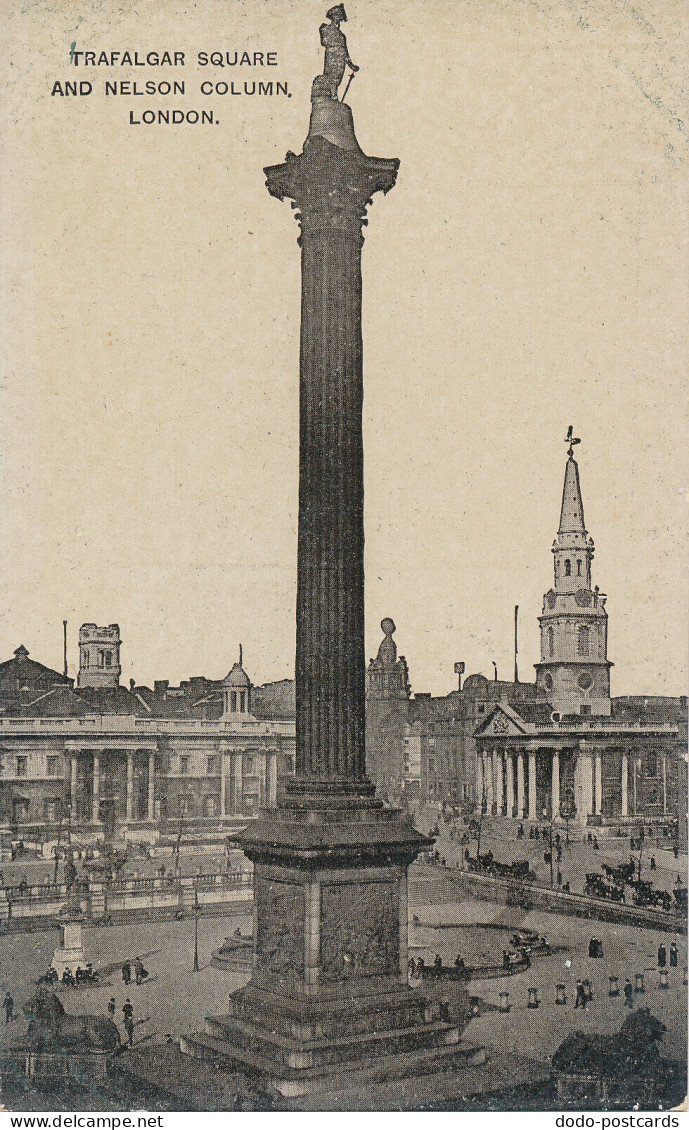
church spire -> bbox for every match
[559,451,586,535]
[536,430,612,717]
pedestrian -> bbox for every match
[107,997,116,1019]
[623,978,633,1007]
[122,960,131,985]
[673,844,679,859]
[587,832,592,845]
[658,943,667,968]
[517,823,524,840]
[557,869,562,887]
[122,999,134,1045]
[583,979,593,1002]
[592,836,599,850]
[3,991,14,1023]
[650,856,656,870]
[453,954,465,974]
[574,980,586,1009]
[670,942,678,968]
[433,953,442,969]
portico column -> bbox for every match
[126,750,134,822]
[91,752,100,823]
[621,751,629,817]
[484,751,494,812]
[527,749,537,820]
[268,751,278,809]
[551,750,560,819]
[574,745,594,822]
[516,751,525,818]
[494,748,504,814]
[662,752,667,814]
[147,752,155,821]
[594,748,602,816]
[233,752,243,815]
[475,750,484,808]
[505,750,515,817]
[70,754,78,815]
[220,750,227,818]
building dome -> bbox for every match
[223,662,251,688]
[222,647,252,716]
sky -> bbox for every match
[1,0,687,697]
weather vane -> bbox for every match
[565,425,581,458]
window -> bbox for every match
[239,691,246,712]
[548,626,554,657]
[105,651,112,667]
[204,795,218,817]
[477,704,485,714]
[645,752,658,779]
[577,625,590,656]
[179,756,189,775]
[244,756,254,775]
[427,758,435,774]
[230,691,237,712]
[564,559,571,577]
[16,756,27,777]
[207,756,219,775]
[83,651,90,668]
[580,704,591,716]
[577,560,582,576]
[46,756,59,777]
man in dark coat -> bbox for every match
[657,943,667,968]
[574,980,587,1009]
[669,942,678,968]
[122,999,134,1045]
[623,978,634,1007]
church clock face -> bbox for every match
[577,672,593,690]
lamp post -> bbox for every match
[193,887,200,973]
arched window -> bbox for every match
[577,625,589,656]
[548,626,554,657]
[564,559,571,577]
[577,560,582,576]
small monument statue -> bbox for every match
[51,899,86,979]
[312,4,359,102]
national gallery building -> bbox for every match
[0,627,295,848]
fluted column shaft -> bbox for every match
[266,135,398,788]
[297,226,363,779]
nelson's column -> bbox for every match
[180,8,478,1102]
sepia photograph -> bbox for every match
[0,0,686,1114]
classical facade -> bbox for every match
[474,442,686,827]
[0,633,295,847]
[365,440,686,831]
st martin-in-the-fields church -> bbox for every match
[474,433,683,827]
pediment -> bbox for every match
[475,704,528,738]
